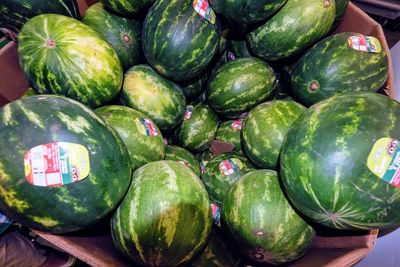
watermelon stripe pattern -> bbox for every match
[165,145,201,177]
[247,0,335,61]
[18,14,123,108]
[111,160,212,266]
[215,120,243,152]
[280,93,400,230]
[99,0,154,16]
[142,0,220,81]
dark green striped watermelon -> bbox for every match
[82,2,144,70]
[111,160,212,266]
[247,0,335,61]
[331,0,349,31]
[95,105,165,170]
[242,100,306,169]
[196,149,215,175]
[206,58,276,118]
[227,39,251,59]
[165,145,201,177]
[290,32,388,107]
[18,14,123,108]
[215,117,246,153]
[120,64,186,132]
[179,72,209,101]
[280,92,400,230]
[0,95,132,233]
[142,0,220,81]
[202,152,255,206]
[0,0,80,33]
[176,102,220,152]
[221,170,315,265]
[99,0,154,17]
[209,0,287,25]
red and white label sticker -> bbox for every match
[348,35,382,53]
[231,120,243,131]
[184,106,193,121]
[137,118,158,136]
[24,142,90,187]
[219,158,243,176]
[193,0,216,24]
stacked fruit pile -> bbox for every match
[0,0,399,266]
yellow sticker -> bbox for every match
[193,0,216,24]
[367,138,400,187]
[348,35,382,53]
[24,142,90,187]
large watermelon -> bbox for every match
[209,0,287,25]
[202,152,255,206]
[176,102,220,153]
[221,170,315,265]
[290,32,389,106]
[242,100,306,169]
[99,0,154,17]
[280,92,400,230]
[165,145,201,177]
[0,95,132,233]
[82,2,144,70]
[247,0,335,61]
[95,105,165,170]
[120,64,186,132]
[142,0,220,81]
[18,14,123,108]
[0,0,80,33]
[111,160,212,266]
[206,58,276,118]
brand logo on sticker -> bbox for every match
[367,138,400,187]
[184,106,193,121]
[211,203,221,226]
[348,35,381,53]
[219,158,243,176]
[136,118,158,136]
[231,120,243,131]
[193,0,216,24]
[24,142,90,187]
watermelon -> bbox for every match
[111,160,212,266]
[18,14,123,108]
[176,102,220,152]
[202,152,255,206]
[95,105,165,170]
[247,0,335,61]
[209,0,287,25]
[280,92,400,230]
[0,0,80,33]
[215,118,246,153]
[196,149,215,175]
[120,64,186,132]
[206,58,276,118]
[179,72,209,101]
[227,39,251,60]
[142,0,220,81]
[242,100,306,169]
[290,32,389,107]
[221,169,315,265]
[82,2,144,70]
[331,0,349,31]
[0,95,132,233]
[165,145,201,177]
[99,0,154,17]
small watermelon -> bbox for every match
[165,145,201,177]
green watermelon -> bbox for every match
[176,102,220,152]
[179,72,209,101]
[221,169,315,265]
[142,0,220,81]
[120,64,186,132]
[215,116,247,153]
[331,0,349,31]
[290,32,388,107]
[95,105,165,170]
[99,0,154,17]
[111,160,212,266]
[18,14,123,108]
[82,2,144,70]
[0,0,80,33]
[227,39,251,59]
[206,58,276,118]
[247,0,335,61]
[242,100,306,169]
[165,145,201,177]
[209,0,287,25]
[0,95,132,233]
[280,92,400,230]
[196,149,215,175]
[202,152,255,206]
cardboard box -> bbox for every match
[0,1,391,266]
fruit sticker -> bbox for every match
[211,203,221,226]
[231,120,243,131]
[348,35,381,53]
[219,158,243,176]
[136,118,158,136]
[184,106,193,120]
[193,0,216,24]
[24,142,90,187]
[367,138,400,188]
